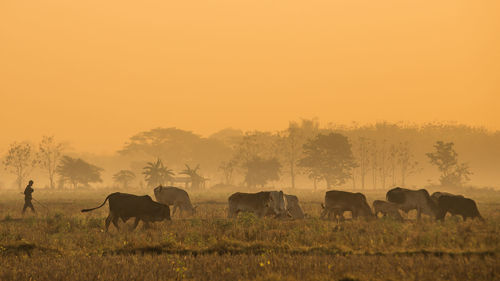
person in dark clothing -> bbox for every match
[22,180,35,214]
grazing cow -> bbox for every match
[154,186,196,216]
[320,190,373,220]
[372,200,403,221]
[285,194,305,219]
[430,192,463,205]
[431,192,483,221]
[228,191,290,218]
[386,187,439,220]
[81,192,171,231]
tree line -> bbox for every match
[2,121,488,190]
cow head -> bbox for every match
[359,203,376,220]
[189,205,198,216]
[156,204,171,221]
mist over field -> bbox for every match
[1,0,499,280]
[1,121,499,192]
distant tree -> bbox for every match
[426,141,472,187]
[398,141,419,186]
[218,160,236,185]
[181,164,206,190]
[143,159,174,187]
[299,133,357,189]
[119,127,233,176]
[378,139,394,190]
[232,131,280,165]
[113,170,136,188]
[370,140,378,189]
[3,142,38,190]
[388,144,398,186]
[244,157,281,188]
[56,156,103,189]
[351,137,371,190]
[37,136,64,189]
[279,119,319,189]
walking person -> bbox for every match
[22,180,36,215]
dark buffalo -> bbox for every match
[432,192,483,221]
[154,186,196,216]
[81,192,171,231]
[228,191,289,218]
[320,190,373,220]
[386,187,439,220]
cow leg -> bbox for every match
[143,221,151,229]
[332,209,340,221]
[417,208,422,220]
[325,210,332,220]
[105,214,113,232]
[132,217,140,230]
[352,209,358,219]
[172,204,178,217]
[112,216,120,230]
[320,209,327,220]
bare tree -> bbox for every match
[370,140,378,189]
[279,119,319,189]
[378,139,393,190]
[3,142,38,190]
[388,144,399,186]
[398,141,419,186]
[218,160,236,185]
[38,136,64,189]
[352,137,371,190]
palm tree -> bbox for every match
[112,170,136,188]
[180,164,205,190]
[142,159,174,187]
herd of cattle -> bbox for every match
[81,186,483,231]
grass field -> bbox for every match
[0,188,499,281]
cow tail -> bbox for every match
[81,195,111,212]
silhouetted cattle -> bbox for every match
[386,187,438,220]
[154,186,196,216]
[431,192,483,221]
[228,191,289,218]
[285,194,305,219]
[81,192,171,231]
[320,190,373,220]
[430,192,463,205]
[372,200,403,221]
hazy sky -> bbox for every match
[1,0,499,153]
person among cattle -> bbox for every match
[22,180,36,214]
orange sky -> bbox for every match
[1,0,499,153]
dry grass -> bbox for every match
[0,188,499,281]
